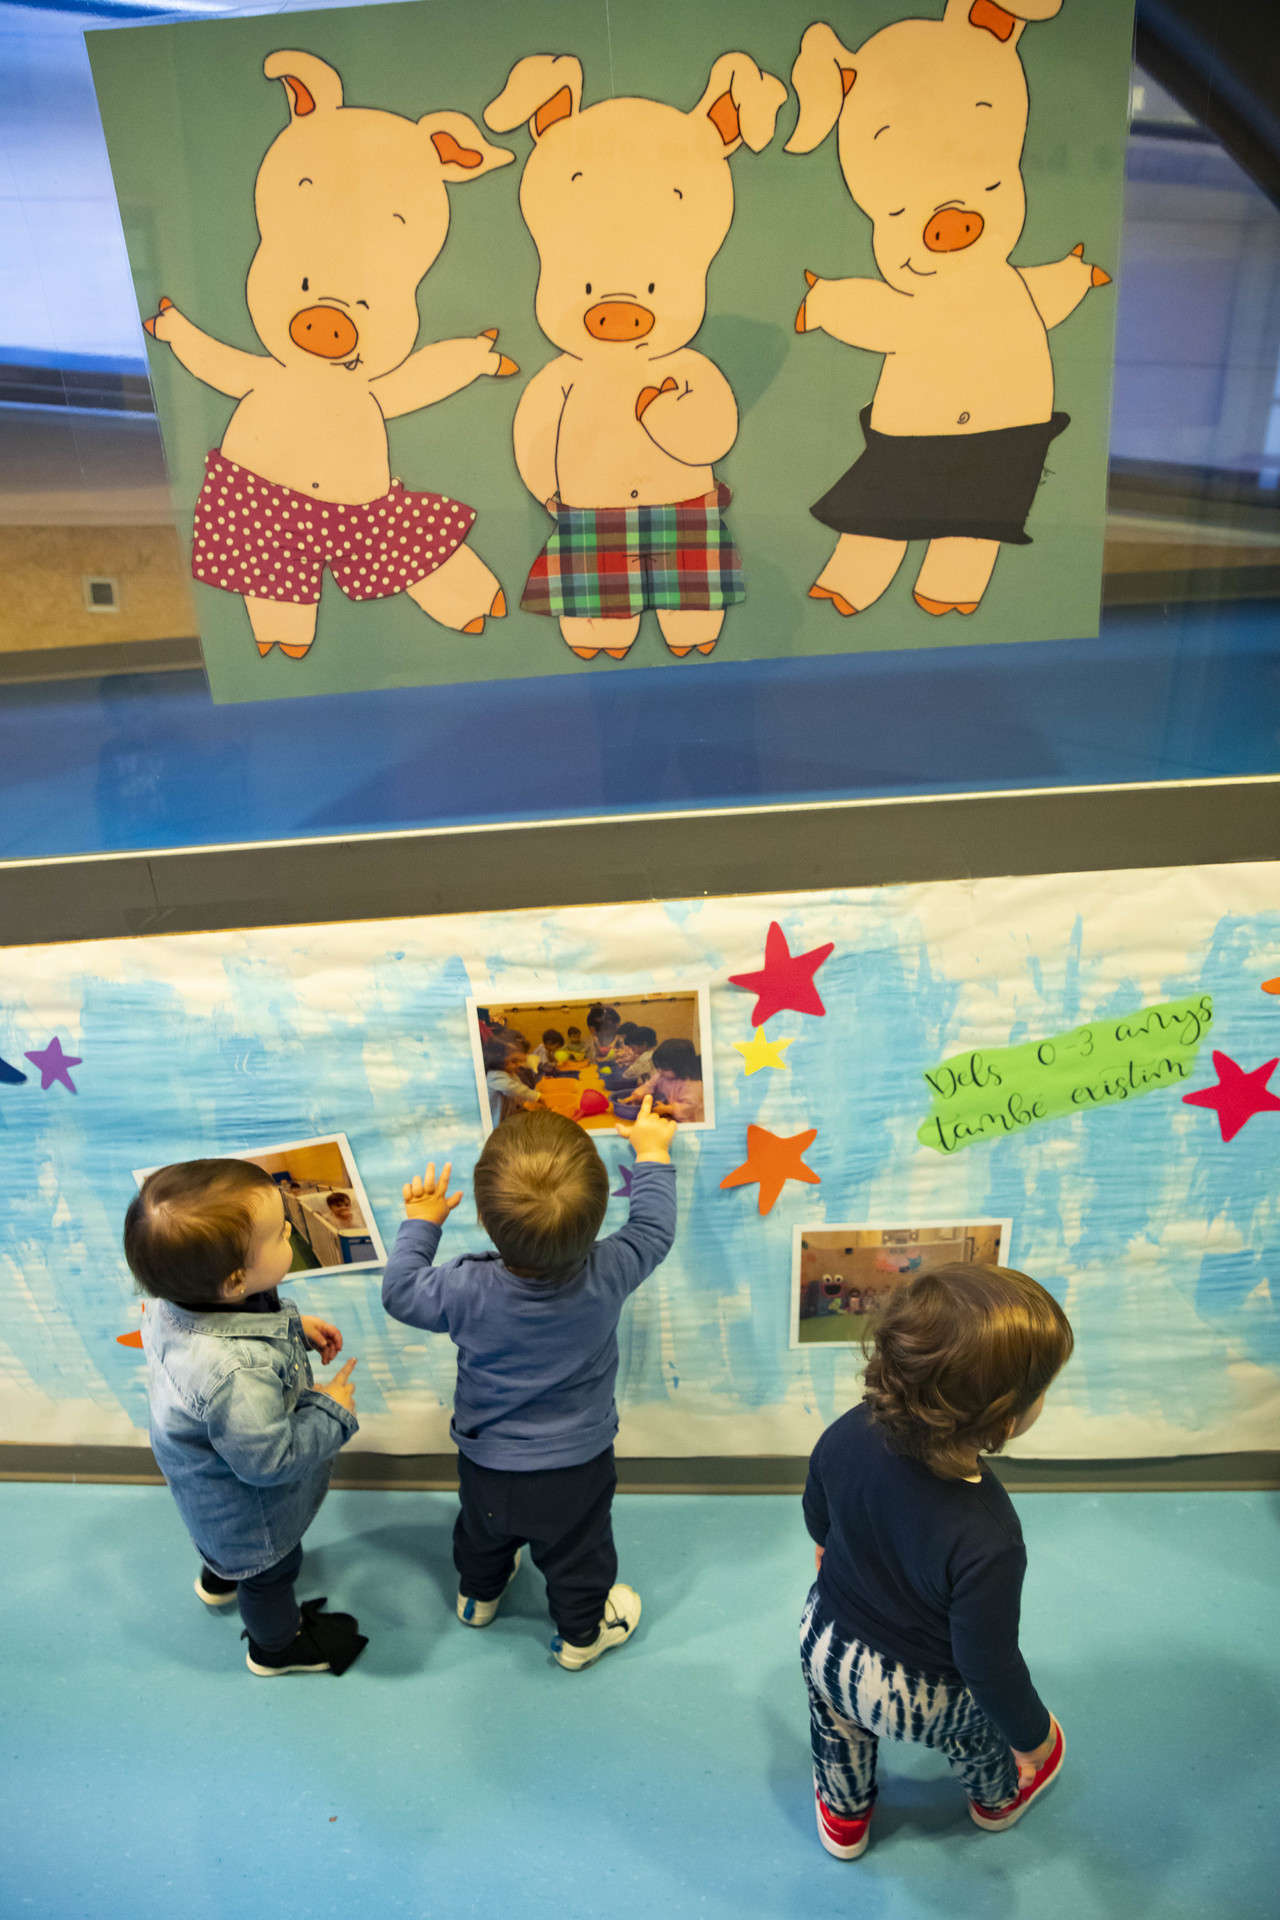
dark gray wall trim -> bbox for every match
[2,1443,1276,1493]
[3,778,1278,948]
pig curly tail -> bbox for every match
[861,1263,1073,1480]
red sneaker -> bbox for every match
[969,1717,1066,1832]
[815,1786,873,1859]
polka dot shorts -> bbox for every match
[191,450,477,604]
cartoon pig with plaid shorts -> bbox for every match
[484,54,786,661]
[788,0,1111,621]
[143,52,516,663]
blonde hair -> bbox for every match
[473,1108,609,1280]
[863,1263,1072,1480]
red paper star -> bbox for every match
[729,922,834,1026]
[1182,1051,1280,1142]
[720,1124,820,1215]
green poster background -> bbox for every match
[87,0,1134,705]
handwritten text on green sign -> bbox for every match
[918,995,1214,1155]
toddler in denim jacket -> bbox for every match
[125,1159,366,1677]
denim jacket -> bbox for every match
[141,1294,357,1580]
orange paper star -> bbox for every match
[720,1123,820,1215]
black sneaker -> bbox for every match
[243,1597,368,1678]
[195,1566,239,1607]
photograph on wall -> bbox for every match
[790,1218,1011,1348]
[467,988,714,1136]
[134,1132,387,1277]
[86,0,1134,705]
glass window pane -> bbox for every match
[2,9,1278,857]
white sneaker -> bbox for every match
[456,1549,522,1628]
[552,1583,641,1670]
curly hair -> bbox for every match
[862,1263,1072,1481]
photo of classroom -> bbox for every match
[471,992,712,1134]
[240,1136,385,1273]
[792,1221,1008,1347]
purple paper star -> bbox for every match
[612,1164,633,1199]
[25,1036,82,1093]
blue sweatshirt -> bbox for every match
[804,1401,1050,1753]
[381,1161,676,1470]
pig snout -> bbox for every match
[584,299,655,342]
[289,305,360,358]
[923,208,985,254]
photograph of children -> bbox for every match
[468,989,714,1137]
[790,1219,1011,1349]
[134,1133,387,1278]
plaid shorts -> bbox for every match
[520,483,745,620]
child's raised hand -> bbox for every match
[404,1162,463,1226]
[615,1094,677,1162]
[313,1356,357,1413]
[300,1315,342,1365]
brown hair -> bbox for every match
[472,1108,609,1281]
[123,1159,277,1308]
[863,1263,1073,1481]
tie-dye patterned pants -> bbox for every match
[800,1586,1019,1816]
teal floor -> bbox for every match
[0,1485,1276,1920]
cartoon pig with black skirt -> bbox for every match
[484,53,786,661]
[788,0,1110,620]
[143,52,515,663]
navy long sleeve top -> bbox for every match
[381,1161,676,1470]
[803,1401,1050,1752]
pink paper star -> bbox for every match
[728,922,834,1026]
[1182,1051,1280,1142]
[24,1036,81,1094]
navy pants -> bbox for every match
[454,1446,617,1646]
[801,1587,1019,1814]
[235,1543,303,1651]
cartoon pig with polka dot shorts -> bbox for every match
[143,52,515,663]
[788,1,1111,621]
[483,54,786,661]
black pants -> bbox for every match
[454,1446,617,1646]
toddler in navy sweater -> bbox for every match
[382,1097,677,1667]
[801,1263,1073,1859]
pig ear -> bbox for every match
[418,112,514,182]
[944,0,1063,47]
[484,55,583,142]
[263,51,345,120]
[784,24,858,155]
[692,53,787,156]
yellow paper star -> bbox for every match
[733,1027,795,1076]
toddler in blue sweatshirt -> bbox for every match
[382,1097,677,1668]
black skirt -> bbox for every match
[811,406,1070,546]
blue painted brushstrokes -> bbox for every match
[1,889,1277,1453]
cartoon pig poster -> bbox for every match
[485,53,786,662]
[88,0,1132,704]
[141,51,515,668]
[788,0,1112,621]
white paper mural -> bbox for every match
[2,861,1279,1459]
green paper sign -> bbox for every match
[918,995,1215,1155]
